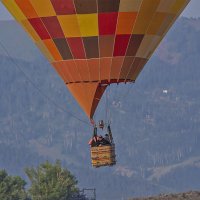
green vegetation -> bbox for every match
[25,160,79,200]
[0,161,79,200]
[0,170,28,200]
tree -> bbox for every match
[25,160,79,200]
[0,169,28,200]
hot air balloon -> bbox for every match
[1,0,190,167]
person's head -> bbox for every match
[98,135,103,140]
[105,134,108,137]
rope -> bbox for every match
[106,85,112,124]
[0,39,91,126]
[119,82,135,102]
[105,87,108,123]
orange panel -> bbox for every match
[116,12,137,34]
[157,0,175,13]
[56,60,82,82]
[119,0,142,12]
[126,58,148,80]
[35,40,54,62]
[119,56,135,79]
[74,60,90,81]
[67,84,90,116]
[110,57,124,80]
[170,0,189,14]
[131,59,148,80]
[87,59,100,82]
[67,83,106,118]
[43,39,62,61]
[91,84,107,118]
[132,0,160,34]
[52,62,71,83]
[15,0,38,18]
[29,0,56,17]
[147,12,167,35]
[100,58,112,81]
[157,14,175,36]
[60,61,76,83]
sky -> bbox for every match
[0,0,200,20]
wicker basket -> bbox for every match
[90,144,116,167]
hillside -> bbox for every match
[0,17,200,200]
[130,191,200,200]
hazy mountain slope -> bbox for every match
[0,18,200,200]
[0,20,40,61]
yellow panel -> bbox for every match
[58,15,81,37]
[21,19,40,41]
[170,0,190,14]
[136,35,160,58]
[157,14,175,35]
[35,40,54,62]
[119,0,142,12]
[1,0,26,22]
[147,4,187,59]
[157,0,176,13]
[146,35,162,58]
[133,0,161,34]
[30,0,56,17]
[77,14,98,37]
[163,2,189,35]
[147,12,167,35]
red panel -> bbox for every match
[98,12,118,35]
[50,0,75,15]
[28,18,50,40]
[42,16,64,39]
[113,35,130,56]
[67,37,86,59]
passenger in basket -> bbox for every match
[88,126,100,147]
[88,135,99,147]
[98,135,110,146]
[104,134,111,144]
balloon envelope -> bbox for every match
[1,0,190,119]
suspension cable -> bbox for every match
[105,87,108,123]
[0,39,91,126]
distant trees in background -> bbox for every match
[0,160,80,200]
